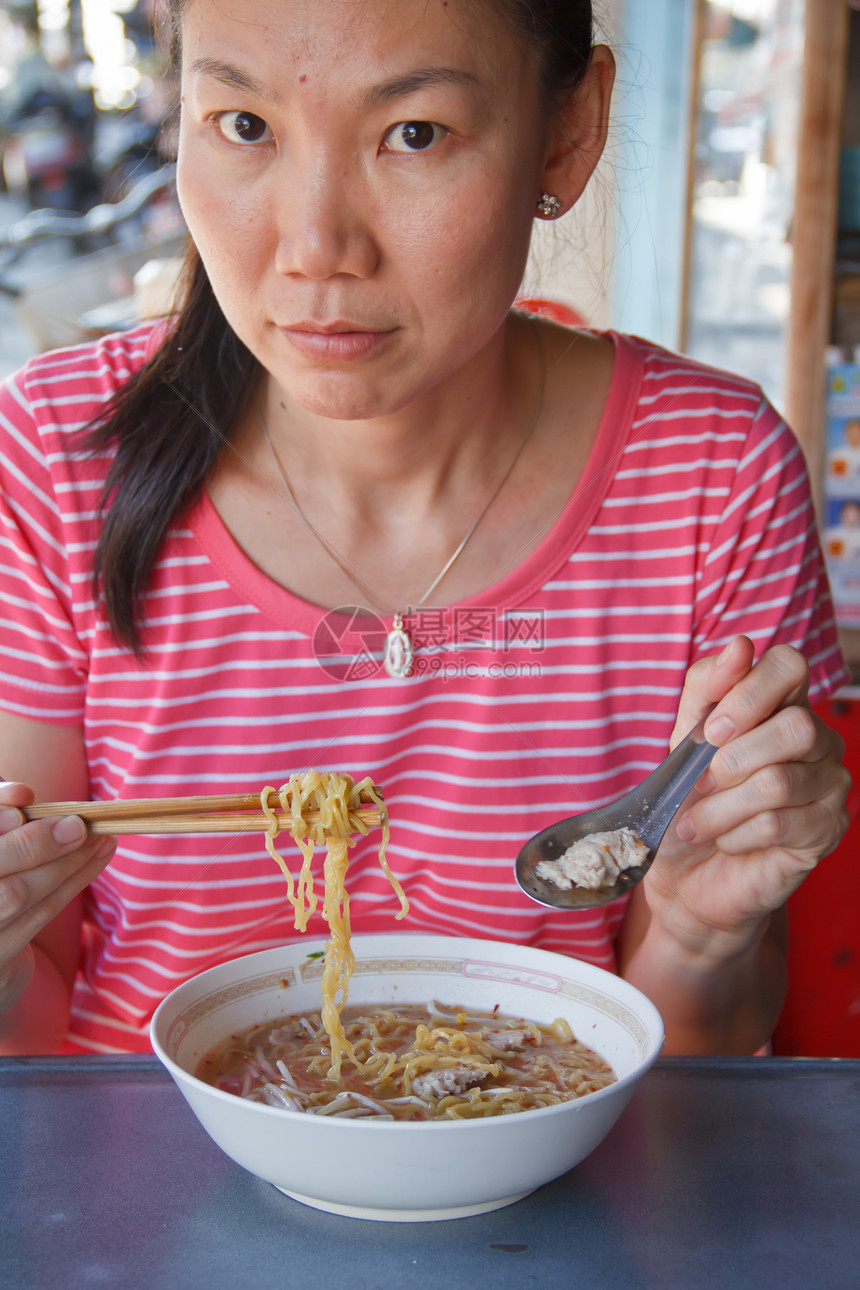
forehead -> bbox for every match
[177,0,531,84]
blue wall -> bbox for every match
[609,0,696,349]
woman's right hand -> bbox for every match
[0,781,116,1007]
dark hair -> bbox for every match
[480,1,595,106]
[88,0,594,654]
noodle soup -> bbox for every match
[197,1003,616,1121]
[152,936,665,1220]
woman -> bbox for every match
[0,0,850,1056]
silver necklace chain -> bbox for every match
[258,325,546,675]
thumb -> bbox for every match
[671,635,755,750]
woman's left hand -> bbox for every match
[645,635,850,952]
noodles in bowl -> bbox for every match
[151,935,665,1221]
[196,1002,617,1120]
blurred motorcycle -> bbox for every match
[0,164,184,354]
[1,87,98,213]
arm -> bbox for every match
[617,637,850,1054]
[0,712,116,1054]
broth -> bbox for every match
[197,1003,616,1120]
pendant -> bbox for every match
[383,613,414,679]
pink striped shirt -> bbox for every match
[0,324,848,1052]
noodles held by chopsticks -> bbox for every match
[260,771,407,1079]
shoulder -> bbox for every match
[0,323,167,529]
[607,332,798,466]
[0,322,164,486]
[616,332,768,415]
[2,321,163,434]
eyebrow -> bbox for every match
[361,66,482,106]
[191,58,272,101]
[191,58,480,107]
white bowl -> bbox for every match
[151,934,664,1222]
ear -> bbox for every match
[538,44,615,217]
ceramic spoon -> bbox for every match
[514,715,717,910]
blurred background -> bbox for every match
[0,0,183,376]
[0,0,173,204]
[0,0,858,1055]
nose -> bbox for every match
[274,154,379,281]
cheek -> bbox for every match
[391,178,534,316]
[177,147,272,303]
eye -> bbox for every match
[382,121,448,153]
[215,110,273,146]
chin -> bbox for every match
[277,370,405,423]
[261,347,435,423]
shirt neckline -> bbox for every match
[187,330,644,635]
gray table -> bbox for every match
[2,1055,858,1290]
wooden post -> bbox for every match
[785,0,851,508]
[678,0,707,353]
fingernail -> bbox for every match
[676,817,697,843]
[92,835,117,862]
[716,639,736,665]
[705,714,735,744]
[52,815,86,845]
[0,807,23,833]
[698,769,716,794]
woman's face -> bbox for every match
[176,0,557,421]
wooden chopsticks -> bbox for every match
[22,789,385,836]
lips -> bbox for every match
[280,321,393,361]
[286,320,376,334]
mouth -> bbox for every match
[279,322,394,361]
[286,320,380,334]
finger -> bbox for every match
[702,643,810,747]
[0,835,116,964]
[672,636,756,748]
[679,756,849,846]
[0,811,89,867]
[0,781,35,809]
[0,836,106,932]
[696,791,848,868]
[0,815,112,933]
[705,706,842,793]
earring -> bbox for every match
[536,193,563,219]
